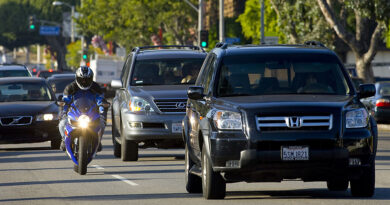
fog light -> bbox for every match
[349,158,361,166]
[226,160,240,168]
[129,122,142,128]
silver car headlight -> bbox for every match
[213,110,242,130]
[346,108,368,128]
[36,113,58,121]
[129,97,154,112]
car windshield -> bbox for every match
[379,84,390,96]
[0,82,53,102]
[131,58,204,86]
[0,70,30,77]
[217,54,350,97]
[48,78,74,93]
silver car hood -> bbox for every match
[129,85,190,100]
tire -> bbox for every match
[112,111,121,158]
[327,179,349,191]
[51,138,61,149]
[350,161,375,197]
[185,144,202,193]
[78,136,88,175]
[201,144,226,199]
[121,126,138,161]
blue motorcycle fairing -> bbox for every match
[64,90,103,166]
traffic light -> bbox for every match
[28,15,36,30]
[82,49,88,61]
[200,30,209,48]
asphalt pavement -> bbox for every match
[1,120,390,204]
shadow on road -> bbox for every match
[104,169,184,175]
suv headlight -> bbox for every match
[36,113,58,121]
[213,110,242,130]
[346,108,368,128]
[129,97,154,112]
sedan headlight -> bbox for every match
[213,110,242,130]
[346,108,368,128]
[36,113,58,121]
[78,115,91,128]
[129,97,154,112]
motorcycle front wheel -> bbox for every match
[77,136,88,175]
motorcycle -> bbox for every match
[58,92,109,175]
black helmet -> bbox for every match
[76,66,93,90]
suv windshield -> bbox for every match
[131,58,204,86]
[217,54,350,97]
[0,82,53,102]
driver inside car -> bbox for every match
[298,73,334,93]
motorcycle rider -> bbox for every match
[58,66,106,151]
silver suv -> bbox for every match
[111,45,206,161]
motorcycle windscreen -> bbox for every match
[74,97,97,113]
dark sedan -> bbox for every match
[362,81,390,123]
[46,74,75,98]
[0,77,61,148]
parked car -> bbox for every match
[46,74,76,98]
[0,77,61,149]
[361,81,390,123]
[111,45,207,161]
[0,64,32,77]
[183,42,377,199]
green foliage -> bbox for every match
[237,0,285,44]
[77,0,198,50]
[66,40,82,69]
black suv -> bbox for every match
[182,42,377,199]
[111,45,206,161]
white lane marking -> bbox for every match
[91,165,105,170]
[112,175,139,186]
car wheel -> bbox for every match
[350,160,375,197]
[51,138,61,149]
[201,144,226,199]
[112,111,121,158]
[121,125,138,161]
[185,144,202,193]
[327,179,349,191]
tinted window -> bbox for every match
[217,54,350,97]
[0,82,53,102]
[203,55,216,95]
[121,54,132,85]
[48,78,74,93]
[0,70,30,77]
[130,58,204,86]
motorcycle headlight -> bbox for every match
[129,97,154,112]
[213,110,242,130]
[346,108,368,128]
[36,113,58,121]
[78,115,91,128]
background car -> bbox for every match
[0,77,61,149]
[46,74,76,98]
[361,81,390,123]
[0,64,32,77]
[36,70,62,79]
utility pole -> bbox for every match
[219,0,224,42]
[260,0,265,44]
[198,0,204,47]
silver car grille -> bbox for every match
[0,116,33,126]
[255,115,333,131]
[154,99,187,113]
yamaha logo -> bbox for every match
[286,117,302,128]
[176,102,186,109]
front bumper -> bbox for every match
[0,120,60,144]
[209,129,373,182]
[122,111,184,141]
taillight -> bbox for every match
[376,99,390,107]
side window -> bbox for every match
[203,55,217,95]
[195,55,212,86]
[121,54,132,86]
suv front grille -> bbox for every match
[255,115,333,131]
[0,116,33,126]
[154,99,187,113]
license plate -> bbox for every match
[282,146,309,161]
[172,123,182,133]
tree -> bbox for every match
[77,0,198,50]
[316,0,390,83]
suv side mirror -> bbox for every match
[111,79,123,89]
[358,84,376,99]
[188,86,205,100]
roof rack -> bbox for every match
[132,45,205,54]
[304,41,326,48]
[215,42,228,49]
